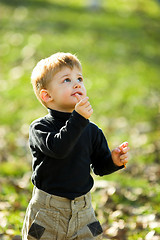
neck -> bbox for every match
[46,102,74,113]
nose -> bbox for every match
[73,83,81,89]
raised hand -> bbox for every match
[75,93,93,119]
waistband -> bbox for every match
[32,187,91,210]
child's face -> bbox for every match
[47,66,87,112]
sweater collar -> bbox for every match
[48,108,72,121]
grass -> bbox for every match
[0,0,160,239]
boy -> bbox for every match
[22,52,129,240]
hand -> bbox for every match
[75,94,93,119]
[111,142,129,168]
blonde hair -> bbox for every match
[31,52,82,106]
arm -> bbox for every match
[91,128,123,176]
[30,95,93,159]
[29,111,89,159]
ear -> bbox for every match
[40,89,53,103]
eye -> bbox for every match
[64,78,71,83]
[77,77,83,82]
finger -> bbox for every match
[88,108,93,114]
[119,141,128,150]
[84,101,91,108]
[86,105,93,113]
[78,97,89,106]
[86,104,92,110]
[86,108,93,118]
[75,93,82,102]
[121,147,130,154]
[113,147,121,154]
[120,153,128,160]
[84,102,93,110]
[121,158,128,164]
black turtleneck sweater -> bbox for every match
[29,109,122,199]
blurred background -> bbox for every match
[0,0,160,239]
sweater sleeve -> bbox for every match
[91,128,123,176]
[29,111,89,159]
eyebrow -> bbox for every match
[61,74,70,78]
[61,73,83,78]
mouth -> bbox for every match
[72,91,83,96]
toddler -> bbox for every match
[22,52,129,240]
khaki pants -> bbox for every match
[22,187,103,240]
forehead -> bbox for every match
[53,66,82,79]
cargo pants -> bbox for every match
[22,187,103,240]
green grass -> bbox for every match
[0,0,160,238]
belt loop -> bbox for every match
[86,192,91,208]
[84,193,88,209]
[46,194,51,208]
[84,195,87,208]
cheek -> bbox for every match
[60,88,71,99]
[83,87,87,96]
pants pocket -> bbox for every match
[28,208,60,240]
[77,206,103,239]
